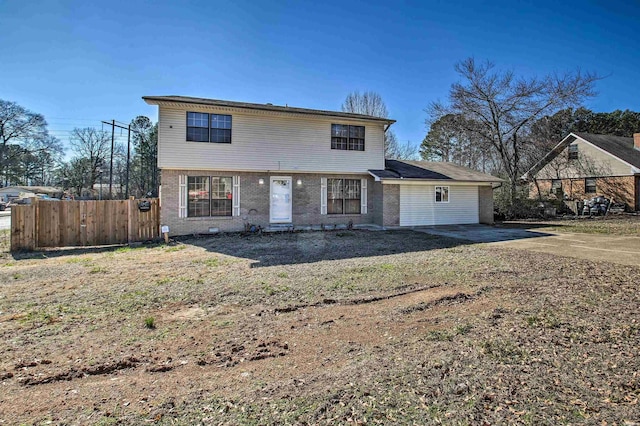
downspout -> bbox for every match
[383,122,394,163]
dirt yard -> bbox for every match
[0,228,639,425]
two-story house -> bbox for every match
[143,96,501,235]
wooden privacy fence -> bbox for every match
[11,198,160,251]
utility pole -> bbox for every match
[126,124,131,198]
[109,119,115,198]
[102,120,141,199]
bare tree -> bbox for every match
[22,134,64,185]
[59,158,91,197]
[0,99,48,185]
[387,138,420,160]
[341,91,400,158]
[430,58,600,204]
[342,91,389,117]
[68,127,111,192]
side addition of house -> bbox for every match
[143,96,501,235]
[523,132,640,211]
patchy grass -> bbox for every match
[144,316,156,329]
[193,257,221,267]
[0,230,638,425]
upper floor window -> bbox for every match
[187,112,232,143]
[435,186,449,203]
[551,179,563,196]
[568,144,578,160]
[331,124,365,151]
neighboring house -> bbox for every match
[522,132,640,211]
[143,96,501,235]
[0,186,62,202]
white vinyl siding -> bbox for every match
[158,106,385,173]
[399,184,479,226]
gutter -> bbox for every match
[377,178,503,185]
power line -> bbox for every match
[101,120,145,199]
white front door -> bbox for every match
[270,177,292,223]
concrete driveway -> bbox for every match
[415,224,640,267]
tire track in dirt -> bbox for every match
[10,286,491,390]
[263,283,445,316]
[19,356,141,386]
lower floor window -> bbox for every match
[435,186,449,203]
[585,178,597,193]
[188,176,232,217]
[328,178,361,214]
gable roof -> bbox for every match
[369,160,503,183]
[573,133,640,168]
[143,95,396,124]
[523,132,640,180]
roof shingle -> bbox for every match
[573,133,640,169]
[369,160,502,183]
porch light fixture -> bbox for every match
[258,178,264,185]
[296,179,302,185]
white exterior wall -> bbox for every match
[157,105,385,173]
[399,184,479,226]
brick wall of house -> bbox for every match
[381,184,400,227]
[161,169,380,235]
[530,176,637,210]
[370,180,383,226]
[478,186,494,224]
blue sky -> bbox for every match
[1,0,638,153]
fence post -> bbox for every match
[127,197,135,244]
[10,204,37,251]
[30,198,38,250]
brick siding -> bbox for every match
[478,186,494,224]
[530,176,637,211]
[380,184,400,227]
[161,170,380,235]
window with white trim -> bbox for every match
[435,186,449,203]
[187,176,233,217]
[568,144,578,160]
[327,178,361,214]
